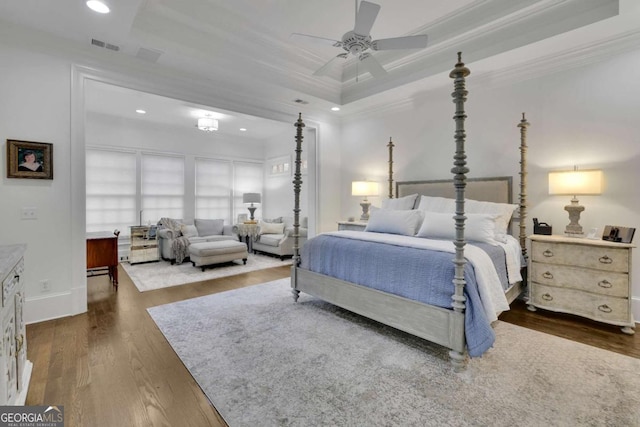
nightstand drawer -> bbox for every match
[531,284,630,324]
[531,241,629,273]
[530,263,629,298]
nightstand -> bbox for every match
[527,234,635,334]
[337,221,367,231]
[129,225,159,264]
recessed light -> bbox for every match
[135,109,146,114]
[331,107,340,111]
[86,1,110,14]
[239,128,247,132]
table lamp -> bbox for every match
[242,192,261,223]
[548,169,602,236]
[352,181,380,221]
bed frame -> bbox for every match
[290,53,530,371]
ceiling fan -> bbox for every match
[290,0,428,78]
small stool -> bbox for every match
[189,240,248,271]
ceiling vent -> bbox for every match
[294,99,309,105]
[91,38,120,52]
[136,47,163,63]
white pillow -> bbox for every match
[180,224,198,238]
[381,194,419,210]
[416,212,499,244]
[416,195,456,213]
[465,199,517,237]
[259,221,285,235]
[364,209,423,236]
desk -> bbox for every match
[87,231,119,288]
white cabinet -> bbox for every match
[0,244,32,405]
[527,235,635,334]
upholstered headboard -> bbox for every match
[396,176,513,204]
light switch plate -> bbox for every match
[21,207,37,220]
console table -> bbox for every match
[87,231,119,288]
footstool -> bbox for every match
[189,240,248,271]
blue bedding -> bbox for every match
[299,234,510,357]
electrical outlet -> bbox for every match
[21,207,37,220]
[40,279,50,292]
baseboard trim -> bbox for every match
[25,291,75,324]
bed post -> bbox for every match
[291,113,305,302]
[449,52,470,371]
[387,137,394,199]
[518,113,529,259]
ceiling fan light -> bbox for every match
[86,1,110,14]
[197,117,218,132]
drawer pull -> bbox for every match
[598,280,612,289]
[541,293,553,301]
[598,304,613,313]
[542,249,554,257]
[599,255,613,264]
[542,271,554,279]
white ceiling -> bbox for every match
[1,0,639,134]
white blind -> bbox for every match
[195,158,232,223]
[234,161,263,221]
[86,149,137,234]
[141,153,185,223]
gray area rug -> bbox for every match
[148,278,640,427]
[122,254,291,292]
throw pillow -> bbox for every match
[259,221,285,235]
[364,209,423,236]
[180,224,198,238]
[194,218,224,237]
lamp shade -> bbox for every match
[351,181,380,197]
[548,170,602,195]
[242,193,261,204]
[197,117,218,132]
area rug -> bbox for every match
[122,254,291,292]
[148,279,640,427]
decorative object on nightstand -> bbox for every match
[352,181,380,221]
[527,234,635,335]
[548,168,602,236]
[242,193,261,223]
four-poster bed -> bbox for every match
[289,53,530,370]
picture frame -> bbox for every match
[237,213,248,224]
[267,155,291,177]
[602,225,635,244]
[6,139,53,179]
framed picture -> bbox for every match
[6,139,53,179]
[602,225,635,244]
[237,213,248,224]
[267,155,291,177]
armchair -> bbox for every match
[252,216,308,260]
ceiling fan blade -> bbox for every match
[359,53,387,78]
[371,35,428,51]
[313,53,348,76]
[353,1,380,36]
[290,33,342,48]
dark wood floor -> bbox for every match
[25,265,638,426]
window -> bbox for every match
[141,153,185,223]
[195,158,232,223]
[86,149,137,234]
[233,161,263,221]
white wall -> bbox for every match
[340,48,640,320]
[0,46,77,322]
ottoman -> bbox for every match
[189,240,248,271]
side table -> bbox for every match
[233,223,260,251]
[337,221,367,231]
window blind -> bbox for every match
[195,158,232,223]
[141,153,185,223]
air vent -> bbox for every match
[294,99,309,105]
[136,47,163,63]
[91,38,120,52]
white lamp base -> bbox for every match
[564,198,585,237]
[359,201,371,221]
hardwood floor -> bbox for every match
[25,265,638,426]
